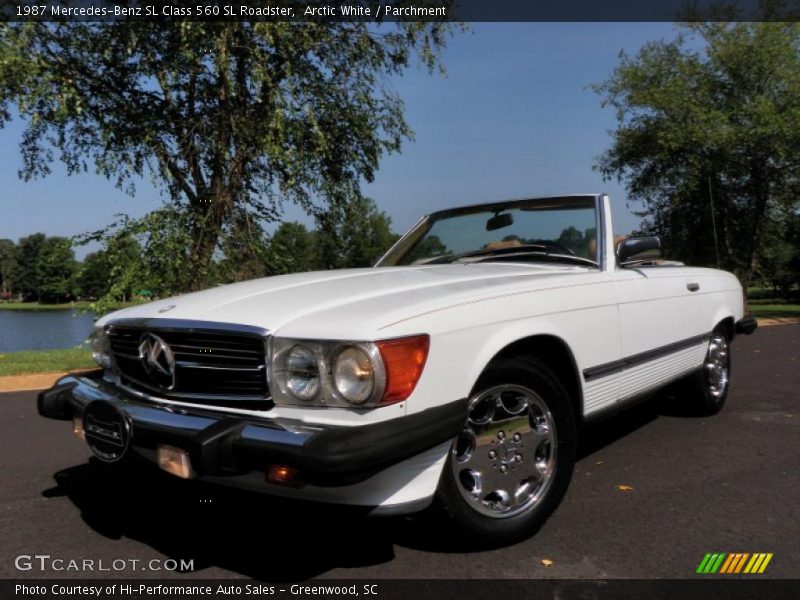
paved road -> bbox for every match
[1,325,797,580]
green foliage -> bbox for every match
[594,20,800,288]
[0,238,17,298]
[36,237,77,302]
[78,208,195,314]
[555,226,597,259]
[755,213,800,299]
[266,197,399,275]
[403,235,449,264]
[265,221,318,276]
[0,22,453,291]
[215,210,271,283]
[314,196,400,270]
[76,250,110,299]
[13,233,46,300]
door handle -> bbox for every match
[687,282,700,292]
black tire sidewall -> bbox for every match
[433,356,577,547]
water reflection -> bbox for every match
[0,309,96,352]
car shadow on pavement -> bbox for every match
[576,385,703,459]
[43,461,398,581]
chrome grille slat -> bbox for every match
[172,351,263,363]
[175,361,265,372]
[169,343,262,355]
[107,324,270,410]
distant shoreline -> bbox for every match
[0,301,141,312]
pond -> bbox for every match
[0,309,97,353]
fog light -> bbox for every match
[157,445,193,479]
[72,417,85,440]
[266,464,301,486]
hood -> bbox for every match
[99,263,592,339]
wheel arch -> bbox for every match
[477,334,584,422]
[716,315,735,340]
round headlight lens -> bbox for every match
[91,329,113,369]
[333,346,375,405]
[285,345,320,400]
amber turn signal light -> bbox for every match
[266,464,302,486]
[157,445,194,479]
[377,334,430,405]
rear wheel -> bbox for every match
[432,356,576,547]
[683,327,731,416]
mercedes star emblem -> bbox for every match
[138,332,176,389]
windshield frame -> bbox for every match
[375,194,606,270]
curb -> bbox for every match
[756,317,800,327]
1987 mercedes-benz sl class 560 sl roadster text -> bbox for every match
[39,194,756,546]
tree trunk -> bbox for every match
[186,187,234,291]
[739,161,771,312]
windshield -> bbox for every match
[378,197,599,267]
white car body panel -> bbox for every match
[89,194,746,509]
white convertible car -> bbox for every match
[39,194,756,546]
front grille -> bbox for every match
[107,324,270,409]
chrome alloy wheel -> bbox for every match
[705,334,730,399]
[451,384,558,519]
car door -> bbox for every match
[610,266,709,401]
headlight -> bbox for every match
[333,346,375,405]
[270,335,428,408]
[91,328,113,370]
[285,345,320,400]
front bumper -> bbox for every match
[38,373,466,489]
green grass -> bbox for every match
[0,347,95,377]
[748,304,800,320]
[0,300,143,312]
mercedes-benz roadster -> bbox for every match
[39,194,756,546]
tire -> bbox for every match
[431,356,577,548]
[683,326,732,416]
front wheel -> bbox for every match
[431,356,576,548]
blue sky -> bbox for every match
[0,22,680,258]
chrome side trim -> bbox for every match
[583,333,709,382]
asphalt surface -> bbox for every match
[1,324,797,581]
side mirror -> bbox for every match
[617,236,661,265]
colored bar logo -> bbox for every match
[696,553,773,574]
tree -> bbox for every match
[756,212,800,299]
[0,239,17,299]
[14,233,46,301]
[36,236,77,302]
[593,20,800,292]
[315,197,399,269]
[0,22,452,291]
[265,222,318,276]
[77,250,111,299]
[216,210,271,283]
